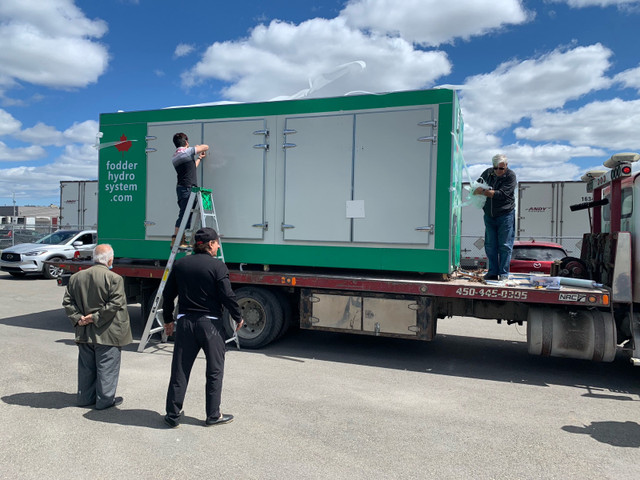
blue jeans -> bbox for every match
[484,210,515,276]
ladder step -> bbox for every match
[138,186,225,352]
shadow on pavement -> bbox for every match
[562,421,640,448]
[2,391,78,409]
[237,328,640,397]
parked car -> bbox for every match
[510,240,568,274]
[0,230,97,279]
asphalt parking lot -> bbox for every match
[1,271,639,480]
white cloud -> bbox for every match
[341,0,530,46]
[62,120,99,144]
[514,98,640,150]
[0,143,97,200]
[551,0,640,7]
[15,119,97,146]
[16,123,64,146]
[614,65,640,90]
[0,0,109,89]
[174,43,195,58]
[0,109,22,135]
[182,17,450,101]
[460,44,613,134]
[0,141,45,162]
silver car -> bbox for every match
[0,230,97,279]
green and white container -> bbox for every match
[98,89,464,274]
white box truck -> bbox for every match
[59,180,98,229]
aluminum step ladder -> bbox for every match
[137,187,225,352]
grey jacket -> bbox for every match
[63,264,133,347]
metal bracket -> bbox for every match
[144,221,156,227]
[418,136,437,144]
[281,223,295,230]
[253,144,269,151]
[418,120,437,128]
[252,222,269,230]
[145,148,157,153]
[283,143,297,149]
[415,225,434,233]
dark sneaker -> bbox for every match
[205,414,234,426]
[483,274,499,281]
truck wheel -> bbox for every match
[43,257,64,279]
[273,289,293,339]
[224,287,283,348]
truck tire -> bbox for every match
[224,287,284,349]
[43,257,64,279]
[273,289,294,340]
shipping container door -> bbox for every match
[353,108,437,245]
[201,119,267,240]
[145,123,203,238]
[517,182,555,240]
[84,181,98,228]
[60,182,80,227]
[557,182,592,256]
[282,114,353,242]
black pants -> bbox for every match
[165,314,226,421]
[175,185,193,229]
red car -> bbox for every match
[509,240,568,274]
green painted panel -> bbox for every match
[98,89,463,274]
[97,123,147,244]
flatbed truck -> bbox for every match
[54,90,639,365]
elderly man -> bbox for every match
[474,154,517,281]
[63,244,132,409]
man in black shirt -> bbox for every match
[163,227,244,428]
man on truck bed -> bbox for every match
[474,153,517,280]
[171,132,209,247]
[162,227,244,428]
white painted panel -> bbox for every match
[517,183,554,239]
[353,108,437,245]
[202,119,267,240]
[146,123,202,238]
[283,115,353,242]
[60,182,81,227]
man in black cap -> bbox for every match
[162,227,244,428]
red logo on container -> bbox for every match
[115,134,132,153]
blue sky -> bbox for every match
[1,0,639,206]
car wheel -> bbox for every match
[43,257,64,279]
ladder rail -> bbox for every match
[138,187,224,352]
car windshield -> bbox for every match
[36,231,80,245]
[512,246,566,262]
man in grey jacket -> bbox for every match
[63,244,132,409]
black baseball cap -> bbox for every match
[194,227,218,244]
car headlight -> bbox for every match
[23,250,48,257]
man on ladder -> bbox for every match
[162,227,244,428]
[171,132,209,247]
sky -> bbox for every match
[1,0,640,206]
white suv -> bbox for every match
[0,230,97,279]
